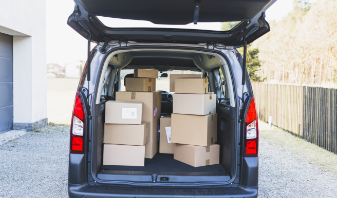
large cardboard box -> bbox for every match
[173,93,216,115]
[125,77,156,92]
[159,117,174,154]
[135,69,158,79]
[170,74,201,92]
[174,78,208,94]
[174,144,220,167]
[116,91,162,158]
[103,144,145,166]
[171,113,217,146]
[105,101,142,124]
[104,122,150,146]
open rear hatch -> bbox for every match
[68,0,276,47]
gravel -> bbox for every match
[0,124,70,198]
[258,121,337,197]
[1,122,337,198]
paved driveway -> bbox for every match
[1,121,337,197]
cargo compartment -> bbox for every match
[92,49,237,185]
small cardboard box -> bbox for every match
[116,91,162,159]
[159,117,174,154]
[171,113,217,147]
[104,122,150,146]
[173,93,216,115]
[125,77,156,92]
[170,74,201,92]
[174,78,208,94]
[174,144,220,167]
[105,101,142,124]
[103,144,145,166]
[135,69,158,79]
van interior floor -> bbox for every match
[99,153,228,176]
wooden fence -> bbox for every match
[252,83,337,154]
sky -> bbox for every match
[46,0,294,67]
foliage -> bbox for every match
[221,22,264,82]
[252,0,337,87]
[237,45,264,82]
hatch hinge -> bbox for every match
[119,41,128,47]
[206,43,215,49]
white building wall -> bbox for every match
[0,0,47,129]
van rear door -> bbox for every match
[68,0,276,47]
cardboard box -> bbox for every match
[125,77,156,92]
[170,74,201,92]
[159,117,174,154]
[103,144,145,166]
[174,78,208,94]
[174,144,220,167]
[105,101,142,124]
[104,122,150,146]
[135,69,158,79]
[171,113,217,147]
[173,93,216,115]
[116,91,162,158]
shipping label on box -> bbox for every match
[174,144,220,167]
[171,113,217,147]
[103,144,145,166]
[116,91,162,159]
[159,117,174,154]
[174,78,208,94]
[135,69,158,79]
[125,77,156,92]
[170,74,201,92]
[173,93,216,115]
[104,122,150,146]
[105,101,142,124]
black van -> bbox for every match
[67,0,275,197]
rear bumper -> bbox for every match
[68,184,258,198]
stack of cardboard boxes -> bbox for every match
[171,77,220,167]
[103,69,162,166]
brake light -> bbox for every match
[70,92,86,154]
[244,97,258,157]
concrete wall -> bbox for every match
[0,0,47,130]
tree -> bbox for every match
[221,22,264,82]
[237,45,264,82]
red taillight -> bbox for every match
[70,92,85,154]
[72,136,84,151]
[74,96,84,120]
[244,97,258,157]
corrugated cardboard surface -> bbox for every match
[171,113,217,146]
[174,78,208,94]
[173,93,216,115]
[116,91,162,158]
[170,74,201,92]
[135,69,158,79]
[105,101,142,124]
[174,144,220,167]
[104,122,150,146]
[159,117,174,154]
[125,77,156,92]
[103,144,145,166]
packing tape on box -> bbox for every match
[209,94,212,100]
[206,159,210,165]
[131,92,136,99]
[148,86,151,91]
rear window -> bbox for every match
[120,69,202,92]
[98,17,241,32]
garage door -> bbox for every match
[0,33,13,132]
